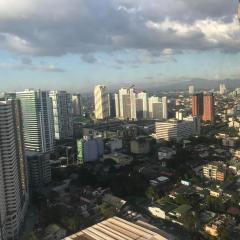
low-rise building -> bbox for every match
[155,118,200,142]
[147,202,177,220]
[203,162,226,182]
[102,153,133,167]
[64,216,173,240]
[77,135,104,164]
[158,147,176,160]
[204,215,234,238]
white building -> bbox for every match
[0,99,29,239]
[94,85,109,120]
[77,135,104,163]
[49,91,73,140]
[155,118,198,142]
[136,91,149,120]
[72,94,82,116]
[162,96,168,120]
[189,85,195,95]
[116,88,149,120]
[16,89,55,152]
[148,96,163,120]
[220,84,227,95]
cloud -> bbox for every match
[0,0,239,58]
[0,61,65,72]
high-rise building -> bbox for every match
[16,89,55,152]
[162,96,168,120]
[136,91,148,119]
[203,93,214,122]
[108,93,116,118]
[148,96,163,120]
[94,85,109,120]
[192,93,203,118]
[49,91,73,140]
[0,99,29,239]
[118,88,131,120]
[27,152,51,191]
[189,85,195,95]
[72,94,82,116]
[114,93,120,118]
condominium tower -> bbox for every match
[0,99,29,239]
[16,89,55,152]
[49,91,73,140]
[94,85,109,120]
[72,94,82,116]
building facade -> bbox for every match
[94,85,109,120]
[49,91,73,140]
[16,89,55,153]
[203,93,214,122]
[77,136,104,164]
[155,119,196,142]
[72,94,82,116]
[0,99,29,239]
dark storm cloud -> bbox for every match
[0,0,239,57]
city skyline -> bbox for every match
[0,0,240,92]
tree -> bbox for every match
[26,232,39,240]
[145,186,159,202]
[100,203,117,218]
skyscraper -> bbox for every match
[72,94,83,116]
[0,99,29,239]
[108,93,116,118]
[162,96,168,120]
[192,93,203,118]
[118,88,131,120]
[148,96,163,120]
[203,93,214,122]
[49,91,73,140]
[94,85,109,120]
[16,89,55,152]
[136,91,149,119]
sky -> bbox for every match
[0,0,240,93]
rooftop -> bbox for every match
[64,216,170,240]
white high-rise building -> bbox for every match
[136,91,148,119]
[0,99,29,239]
[219,84,227,95]
[189,85,195,95]
[49,91,73,140]
[72,94,82,116]
[148,96,163,120]
[130,88,137,120]
[162,96,168,120]
[94,85,109,120]
[115,93,120,118]
[116,88,149,120]
[118,88,131,120]
[16,89,55,153]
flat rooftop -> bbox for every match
[64,216,170,240]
